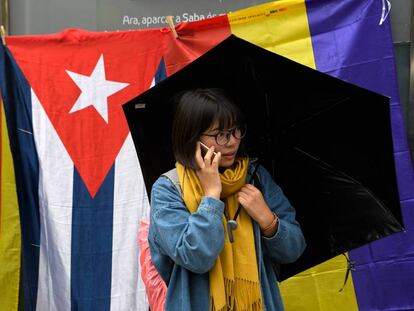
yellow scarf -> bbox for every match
[176,158,263,311]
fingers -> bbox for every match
[237,184,263,207]
[205,147,221,171]
[239,184,260,195]
[203,145,215,164]
[195,143,222,198]
[237,191,248,204]
[196,143,221,168]
[211,150,221,167]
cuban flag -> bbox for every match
[0,29,166,310]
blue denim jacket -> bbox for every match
[149,162,306,310]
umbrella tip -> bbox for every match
[135,103,146,109]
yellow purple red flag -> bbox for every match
[229,2,359,310]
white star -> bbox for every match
[66,54,129,123]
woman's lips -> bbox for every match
[222,152,236,157]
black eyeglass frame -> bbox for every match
[201,124,247,146]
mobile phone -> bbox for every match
[199,141,218,157]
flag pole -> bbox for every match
[0,25,6,45]
[166,16,178,39]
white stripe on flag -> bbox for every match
[111,133,149,310]
[32,89,73,311]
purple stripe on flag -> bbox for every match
[351,199,414,309]
[0,45,41,310]
[306,0,414,309]
[305,0,399,99]
[389,105,411,154]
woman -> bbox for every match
[148,88,306,311]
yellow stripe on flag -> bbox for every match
[229,1,359,310]
[229,0,315,68]
[0,98,21,311]
[280,255,359,310]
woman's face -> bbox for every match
[199,121,242,168]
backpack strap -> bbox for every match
[251,163,262,192]
[162,168,182,196]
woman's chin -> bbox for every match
[219,158,236,168]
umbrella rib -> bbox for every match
[293,147,395,216]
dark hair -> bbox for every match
[172,88,245,169]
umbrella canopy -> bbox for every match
[123,35,403,280]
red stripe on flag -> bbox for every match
[163,15,231,76]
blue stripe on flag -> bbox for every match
[0,45,41,310]
[155,57,167,84]
[71,166,115,310]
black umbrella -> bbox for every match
[123,35,403,281]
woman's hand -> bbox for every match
[195,142,222,199]
[237,184,277,233]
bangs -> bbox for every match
[200,89,243,131]
[215,104,242,130]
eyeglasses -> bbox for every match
[201,124,247,146]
